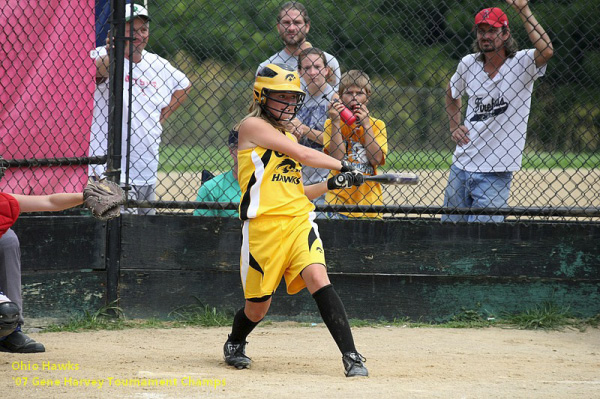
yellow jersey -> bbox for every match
[323,116,388,218]
[238,131,315,220]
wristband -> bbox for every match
[340,160,354,172]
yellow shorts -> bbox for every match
[240,212,326,299]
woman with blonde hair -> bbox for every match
[222,63,368,377]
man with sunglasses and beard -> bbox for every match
[256,1,341,90]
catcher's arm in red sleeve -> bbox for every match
[3,180,123,222]
[0,192,84,239]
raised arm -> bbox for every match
[95,37,112,80]
[356,104,385,166]
[326,101,347,160]
[96,53,110,80]
[286,93,339,144]
[284,118,325,145]
[508,0,554,67]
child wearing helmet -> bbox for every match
[222,63,368,377]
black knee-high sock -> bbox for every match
[312,284,356,354]
[228,308,261,343]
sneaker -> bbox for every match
[342,351,368,377]
[223,337,251,369]
[0,330,45,353]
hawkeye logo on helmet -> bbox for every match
[285,74,296,82]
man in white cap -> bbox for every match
[443,0,553,223]
[91,4,191,214]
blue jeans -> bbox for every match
[441,164,513,223]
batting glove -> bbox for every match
[327,171,364,190]
[340,160,357,173]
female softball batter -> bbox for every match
[222,63,368,377]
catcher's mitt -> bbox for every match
[83,179,126,221]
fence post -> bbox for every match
[105,0,127,310]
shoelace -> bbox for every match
[228,341,249,358]
[346,352,366,364]
[354,353,366,363]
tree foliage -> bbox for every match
[147,0,599,153]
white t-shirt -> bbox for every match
[89,47,190,185]
[256,49,341,91]
[449,49,546,172]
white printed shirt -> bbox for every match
[449,49,546,172]
[89,48,190,185]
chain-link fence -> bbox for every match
[1,1,599,223]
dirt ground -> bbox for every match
[2,324,599,399]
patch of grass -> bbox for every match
[383,151,451,170]
[159,146,230,173]
[42,303,598,333]
[501,301,574,330]
[159,146,600,173]
[443,320,494,329]
[347,305,598,331]
[584,314,600,328]
[349,318,382,328]
[43,301,234,333]
[384,316,414,327]
[169,301,235,327]
[349,316,420,328]
[522,152,600,169]
[132,318,171,329]
[43,302,127,332]
[443,306,495,328]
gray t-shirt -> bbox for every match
[256,49,341,91]
[296,83,336,204]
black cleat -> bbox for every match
[0,330,46,353]
[343,351,368,377]
[223,337,251,369]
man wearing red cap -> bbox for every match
[443,0,553,223]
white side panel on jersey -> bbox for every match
[247,149,265,219]
[240,220,250,291]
